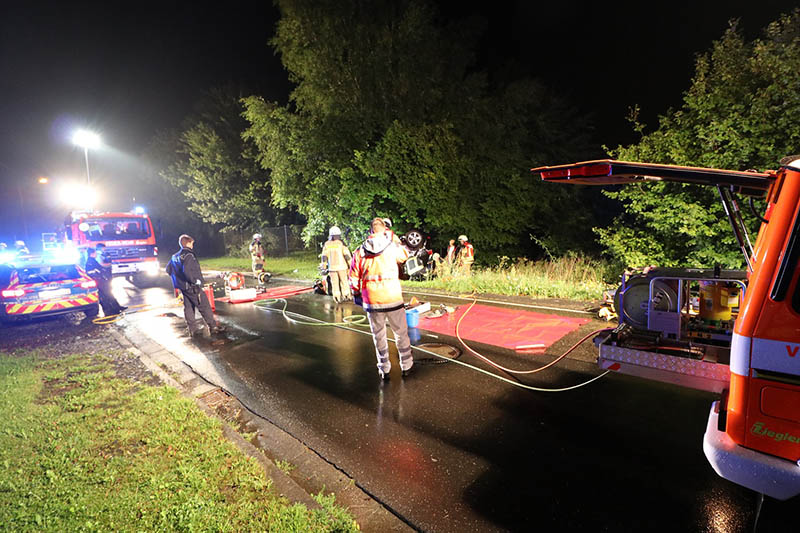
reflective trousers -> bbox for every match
[329,270,350,302]
[181,288,216,333]
[367,307,413,374]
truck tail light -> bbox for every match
[1,289,25,298]
[80,280,97,289]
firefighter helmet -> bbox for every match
[252,233,262,240]
[329,226,341,237]
[382,218,392,228]
[458,235,468,242]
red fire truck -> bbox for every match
[59,211,160,286]
[532,158,800,501]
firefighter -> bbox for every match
[84,245,126,316]
[14,240,29,255]
[456,234,474,274]
[167,234,224,337]
[349,217,414,379]
[321,226,352,303]
[249,233,266,275]
[446,239,456,264]
[382,217,402,245]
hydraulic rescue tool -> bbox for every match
[532,158,800,500]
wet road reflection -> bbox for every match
[114,278,793,532]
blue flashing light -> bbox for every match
[134,206,146,214]
[0,251,15,265]
[41,245,82,266]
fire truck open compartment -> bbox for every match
[533,159,800,500]
[534,160,775,392]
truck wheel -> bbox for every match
[405,229,424,251]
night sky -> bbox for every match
[1,0,797,247]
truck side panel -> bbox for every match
[730,166,800,462]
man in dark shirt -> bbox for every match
[84,246,126,316]
[166,234,223,336]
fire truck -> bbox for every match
[532,158,800,501]
[59,211,160,287]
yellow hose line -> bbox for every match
[91,303,156,325]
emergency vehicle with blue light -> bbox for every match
[59,210,160,286]
[533,158,800,501]
[0,251,99,323]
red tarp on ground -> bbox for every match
[216,285,313,304]
[418,304,590,350]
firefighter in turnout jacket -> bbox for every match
[84,245,125,316]
[349,217,414,379]
[167,234,223,336]
[456,235,474,274]
[321,226,352,303]
[249,233,266,275]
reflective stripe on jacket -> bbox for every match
[249,241,265,260]
[458,243,474,265]
[322,239,352,271]
[349,232,409,312]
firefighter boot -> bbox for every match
[377,354,391,380]
[400,352,414,377]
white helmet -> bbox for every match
[253,233,262,240]
[329,226,341,237]
[458,235,468,242]
[382,217,392,228]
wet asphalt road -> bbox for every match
[105,278,795,531]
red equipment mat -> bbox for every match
[418,303,590,350]
[216,285,313,304]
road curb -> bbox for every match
[108,328,321,510]
[109,323,415,532]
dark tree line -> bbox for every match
[140,1,800,269]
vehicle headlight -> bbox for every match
[144,261,159,276]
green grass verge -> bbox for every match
[201,251,320,280]
[202,252,610,302]
[402,256,609,301]
[0,352,359,533]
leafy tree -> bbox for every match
[136,129,225,255]
[598,10,800,268]
[243,0,594,257]
[158,87,298,235]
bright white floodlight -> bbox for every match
[60,183,98,209]
[72,129,101,185]
[72,129,101,150]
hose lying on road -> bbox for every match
[254,298,369,327]
[455,297,614,375]
[91,303,157,325]
[253,298,611,393]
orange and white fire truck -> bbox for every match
[59,211,160,286]
[533,158,800,500]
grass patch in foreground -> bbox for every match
[403,256,610,301]
[201,251,319,280]
[0,353,358,532]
